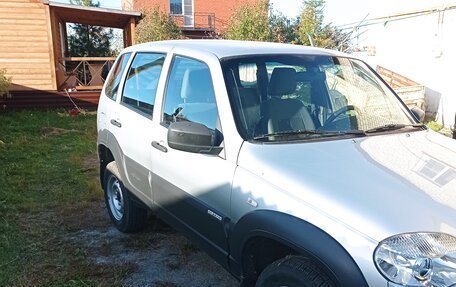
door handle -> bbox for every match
[110,119,122,128]
[151,141,168,153]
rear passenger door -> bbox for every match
[99,52,132,138]
[112,52,166,203]
[151,55,236,265]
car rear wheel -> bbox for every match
[103,166,147,233]
[255,256,336,287]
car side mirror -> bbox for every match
[167,121,223,155]
[411,106,425,123]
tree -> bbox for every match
[269,11,298,43]
[296,0,346,49]
[136,6,182,43]
[67,0,114,57]
[224,0,270,42]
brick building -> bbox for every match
[122,0,257,38]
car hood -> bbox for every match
[238,130,456,242]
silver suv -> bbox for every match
[97,40,456,287]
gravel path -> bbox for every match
[69,204,238,287]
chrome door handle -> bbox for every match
[151,141,167,153]
[110,119,122,128]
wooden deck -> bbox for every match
[0,0,140,94]
[1,90,100,110]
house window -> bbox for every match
[170,0,194,26]
[170,0,182,15]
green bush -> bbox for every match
[224,0,270,41]
[136,6,182,43]
[0,68,11,97]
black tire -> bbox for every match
[103,167,147,233]
[255,256,337,287]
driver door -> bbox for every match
[151,55,236,265]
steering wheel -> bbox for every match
[322,105,356,128]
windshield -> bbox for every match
[221,55,416,141]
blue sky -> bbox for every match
[270,0,370,26]
[54,0,370,27]
[53,0,120,9]
[270,0,453,27]
[56,0,449,28]
[95,0,120,9]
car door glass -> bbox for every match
[121,53,166,116]
[105,53,132,100]
[163,56,219,130]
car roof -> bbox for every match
[122,39,348,59]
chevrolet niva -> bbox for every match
[97,40,456,287]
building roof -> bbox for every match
[44,1,141,28]
[124,40,347,59]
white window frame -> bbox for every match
[170,0,194,27]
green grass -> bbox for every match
[0,110,129,286]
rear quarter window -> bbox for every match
[104,52,132,100]
[121,52,166,116]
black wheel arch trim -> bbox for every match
[229,210,368,287]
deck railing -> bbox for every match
[58,57,116,90]
[171,12,216,30]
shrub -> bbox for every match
[224,0,270,41]
[136,6,182,43]
[0,68,11,97]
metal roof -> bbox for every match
[44,1,141,28]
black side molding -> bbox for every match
[229,210,369,287]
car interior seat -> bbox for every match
[258,67,315,135]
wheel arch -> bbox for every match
[98,144,115,187]
[229,210,368,287]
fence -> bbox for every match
[58,57,116,90]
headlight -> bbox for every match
[374,232,456,287]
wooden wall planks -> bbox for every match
[0,0,55,91]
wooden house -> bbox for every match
[0,0,141,109]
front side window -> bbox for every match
[121,52,165,116]
[222,55,416,141]
[104,52,131,100]
[162,56,219,130]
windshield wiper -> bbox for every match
[253,129,366,141]
[364,123,424,134]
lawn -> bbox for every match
[0,110,132,286]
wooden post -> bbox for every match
[45,5,58,91]
[129,18,136,46]
[63,21,69,57]
[123,27,130,47]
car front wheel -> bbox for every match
[255,256,337,287]
[103,166,147,233]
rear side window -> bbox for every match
[121,53,166,116]
[162,56,218,130]
[104,53,131,100]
